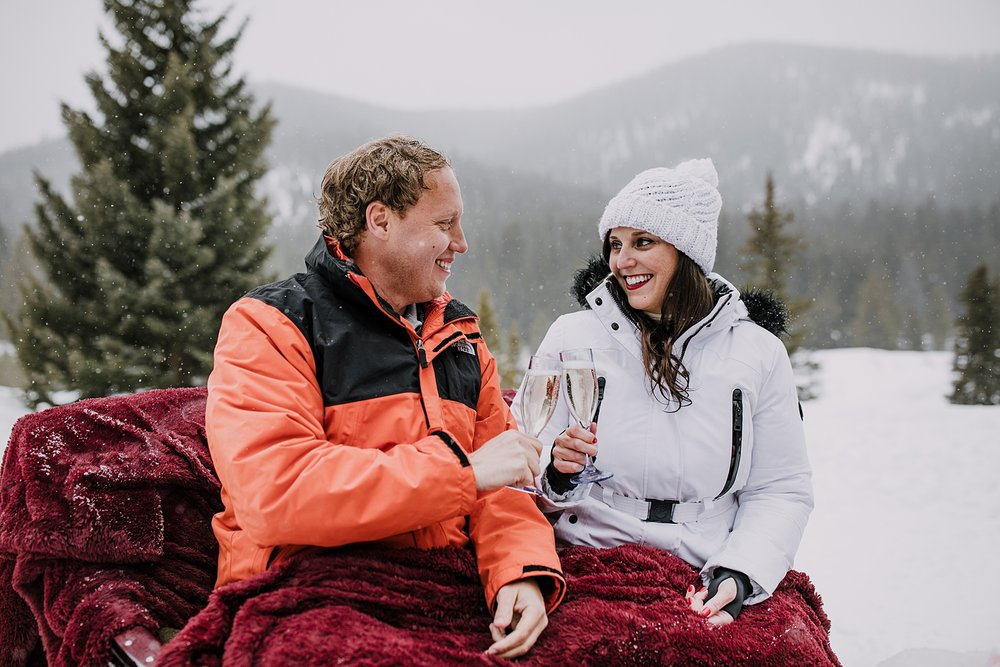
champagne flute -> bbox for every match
[560,348,613,485]
[508,355,561,495]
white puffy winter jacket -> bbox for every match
[513,273,813,603]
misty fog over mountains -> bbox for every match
[2,43,998,348]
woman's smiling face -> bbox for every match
[608,226,680,316]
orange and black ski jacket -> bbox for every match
[206,236,566,612]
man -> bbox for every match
[206,135,565,658]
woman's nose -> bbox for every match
[615,247,636,269]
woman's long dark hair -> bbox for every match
[603,234,715,408]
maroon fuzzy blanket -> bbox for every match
[158,544,839,666]
[1,387,840,666]
[0,388,221,667]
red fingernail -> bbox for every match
[701,607,713,618]
[698,587,707,594]
[687,585,694,595]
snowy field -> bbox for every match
[1,348,999,666]
[792,349,1000,667]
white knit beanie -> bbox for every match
[598,158,722,275]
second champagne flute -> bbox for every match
[507,355,561,495]
[559,348,613,485]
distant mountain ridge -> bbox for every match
[480,42,1000,207]
[256,42,1000,211]
[3,43,997,236]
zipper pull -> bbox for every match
[732,388,743,432]
[416,338,428,368]
[593,376,607,422]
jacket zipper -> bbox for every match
[678,293,731,360]
[414,338,430,427]
[346,266,476,428]
[416,338,428,368]
[592,376,607,422]
[716,387,743,499]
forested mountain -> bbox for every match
[2,43,998,350]
[255,43,1000,207]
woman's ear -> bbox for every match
[366,201,391,240]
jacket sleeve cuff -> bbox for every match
[487,564,567,615]
[431,430,470,467]
[524,566,568,614]
[707,567,752,619]
[543,458,575,494]
[701,562,767,605]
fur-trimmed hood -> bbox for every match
[570,256,788,338]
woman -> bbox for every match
[513,159,813,625]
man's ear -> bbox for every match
[366,201,391,240]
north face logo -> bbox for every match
[452,341,475,355]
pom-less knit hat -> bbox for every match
[598,158,722,275]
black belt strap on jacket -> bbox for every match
[588,484,737,524]
[646,499,678,523]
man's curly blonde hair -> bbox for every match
[316,135,450,256]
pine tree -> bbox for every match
[848,267,902,348]
[950,265,1000,405]
[0,221,10,337]
[742,172,817,398]
[476,290,523,389]
[4,0,274,407]
[743,174,797,300]
[477,290,501,347]
[924,283,954,351]
[501,322,524,390]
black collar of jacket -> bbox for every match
[570,255,788,338]
[305,235,360,284]
[304,235,476,326]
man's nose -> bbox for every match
[451,223,469,254]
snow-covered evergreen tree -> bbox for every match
[950,264,1000,405]
[5,0,274,406]
[742,172,817,398]
[849,267,902,349]
[476,290,524,390]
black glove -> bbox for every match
[706,567,752,620]
[544,458,575,495]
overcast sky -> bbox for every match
[1,0,998,154]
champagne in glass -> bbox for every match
[521,368,561,438]
[562,361,599,427]
[507,355,561,495]
[559,348,613,485]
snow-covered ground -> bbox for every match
[1,348,999,666]
[0,386,27,453]
[792,349,1000,667]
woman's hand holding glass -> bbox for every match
[559,348,612,484]
[550,422,599,475]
